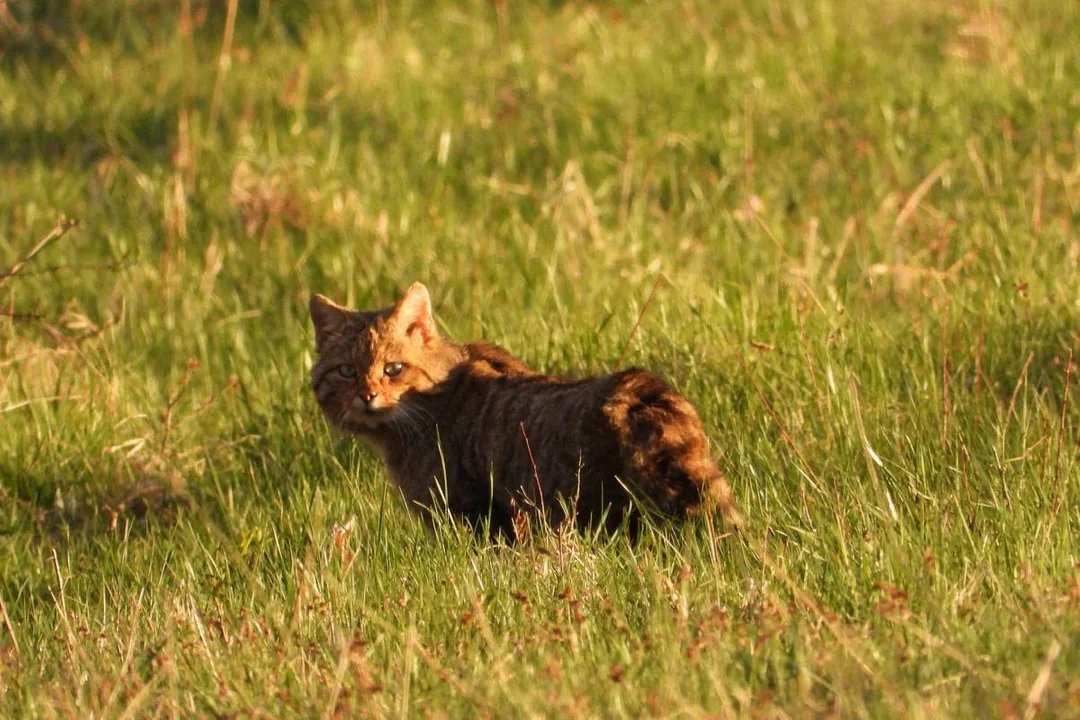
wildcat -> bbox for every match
[310,282,741,541]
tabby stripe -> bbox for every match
[313,367,334,391]
[413,366,437,385]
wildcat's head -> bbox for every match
[309,282,464,433]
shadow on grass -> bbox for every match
[0,459,189,541]
[1,0,315,69]
[962,307,1079,412]
[1,107,179,167]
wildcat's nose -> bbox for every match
[360,392,377,406]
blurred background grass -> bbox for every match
[1,0,1078,716]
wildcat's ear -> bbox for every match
[310,293,351,353]
[390,282,437,342]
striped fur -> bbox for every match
[310,283,741,541]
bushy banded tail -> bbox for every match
[603,370,743,529]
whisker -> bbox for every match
[404,402,436,426]
[390,415,406,444]
[395,405,422,442]
[396,402,433,443]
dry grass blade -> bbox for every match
[0,218,80,291]
[891,162,950,240]
[115,675,161,720]
[849,374,896,522]
[100,589,145,715]
[0,589,19,657]
[519,421,546,520]
[0,0,23,34]
[1022,640,1061,720]
[613,273,666,370]
[1004,352,1035,432]
[206,0,239,135]
[1051,349,1073,508]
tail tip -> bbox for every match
[704,474,744,530]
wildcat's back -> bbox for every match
[398,343,741,537]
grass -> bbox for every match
[1,0,1079,716]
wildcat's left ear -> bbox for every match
[391,282,437,342]
[310,293,352,353]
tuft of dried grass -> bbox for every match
[229,161,315,238]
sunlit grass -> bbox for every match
[1,0,1078,716]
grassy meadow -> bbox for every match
[2,0,1079,716]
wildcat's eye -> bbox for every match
[384,362,404,378]
[337,364,357,379]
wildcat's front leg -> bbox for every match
[390,457,514,541]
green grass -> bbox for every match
[2,0,1079,716]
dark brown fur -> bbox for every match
[310,283,741,541]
